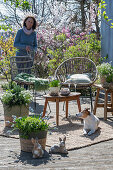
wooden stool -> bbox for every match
[42,92,81,126]
[93,84,113,120]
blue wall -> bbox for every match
[101,0,113,65]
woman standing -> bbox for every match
[14,16,37,74]
[14,15,37,58]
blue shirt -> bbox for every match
[14,29,37,58]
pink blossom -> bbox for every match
[66,33,70,38]
[80,32,86,36]
[76,35,80,38]
[62,27,70,34]
[42,29,45,33]
[75,29,80,34]
[72,35,75,38]
[62,27,66,33]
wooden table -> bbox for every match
[42,92,81,126]
[93,84,113,120]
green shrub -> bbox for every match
[49,80,60,87]
[1,85,32,106]
[1,81,17,90]
[13,116,49,139]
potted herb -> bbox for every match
[49,79,60,96]
[13,115,49,152]
[1,85,32,127]
[97,62,113,89]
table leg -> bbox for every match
[93,88,100,115]
[42,98,48,117]
[66,99,68,118]
[111,92,113,115]
[77,97,81,112]
[56,98,59,126]
[104,90,108,120]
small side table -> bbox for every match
[93,84,113,120]
[42,92,81,126]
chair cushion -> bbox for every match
[65,74,91,84]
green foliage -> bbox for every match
[47,33,101,75]
[98,0,113,28]
[1,85,32,106]
[97,62,113,75]
[34,80,49,91]
[14,73,49,91]
[64,34,101,62]
[1,81,17,90]
[47,48,64,75]
[97,62,113,83]
[54,33,67,42]
[13,116,49,139]
[49,80,60,87]
[0,35,16,81]
[4,0,31,11]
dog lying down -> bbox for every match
[76,108,100,136]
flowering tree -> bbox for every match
[36,25,101,76]
[0,0,101,79]
[0,34,16,81]
[1,0,100,34]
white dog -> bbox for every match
[76,108,100,136]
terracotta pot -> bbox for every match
[3,104,29,127]
[100,75,106,85]
[19,130,47,152]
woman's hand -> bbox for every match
[26,46,30,52]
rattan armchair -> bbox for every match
[54,57,98,111]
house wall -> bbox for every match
[101,0,113,65]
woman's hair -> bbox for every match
[23,16,37,30]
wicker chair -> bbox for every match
[54,57,98,111]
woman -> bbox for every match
[14,15,37,57]
[14,16,37,74]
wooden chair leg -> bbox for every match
[89,87,93,112]
[104,90,108,120]
[43,98,48,117]
[93,88,100,115]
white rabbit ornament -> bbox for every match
[49,136,68,154]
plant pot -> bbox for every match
[3,104,29,127]
[100,75,106,85]
[49,87,60,96]
[19,130,47,152]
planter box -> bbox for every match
[3,104,29,127]
[19,131,47,152]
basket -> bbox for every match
[19,130,47,152]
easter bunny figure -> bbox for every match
[49,136,68,154]
[31,138,44,158]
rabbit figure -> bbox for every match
[49,136,68,154]
[31,138,44,158]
